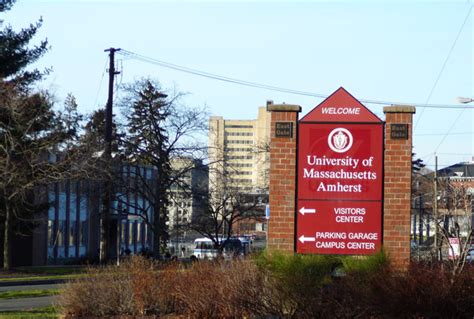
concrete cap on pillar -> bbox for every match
[384,105,416,114]
[267,104,302,112]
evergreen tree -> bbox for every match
[62,93,83,139]
[122,80,171,258]
[119,79,207,258]
[0,6,48,88]
[412,153,426,173]
[0,0,15,13]
[78,109,121,155]
[0,2,72,269]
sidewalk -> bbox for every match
[0,278,67,287]
[0,295,58,312]
[0,279,64,312]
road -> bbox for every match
[0,295,58,311]
[0,282,63,311]
[0,283,62,292]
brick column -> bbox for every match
[267,104,301,252]
[383,105,416,270]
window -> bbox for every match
[196,242,217,250]
[225,147,252,152]
[48,220,54,247]
[226,140,253,144]
[232,171,252,175]
[121,221,127,245]
[225,155,253,160]
[129,222,134,246]
[225,125,253,129]
[80,221,87,246]
[79,196,87,247]
[226,132,253,136]
[137,222,141,246]
[58,221,65,246]
[69,194,77,248]
[230,178,252,184]
[230,163,253,168]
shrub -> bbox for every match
[59,257,273,318]
[321,262,474,318]
[171,259,280,318]
[255,251,342,317]
[339,250,389,274]
[58,254,474,318]
[58,256,179,317]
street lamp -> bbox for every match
[455,97,474,104]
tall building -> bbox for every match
[208,104,271,194]
[167,157,208,240]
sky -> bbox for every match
[3,0,473,169]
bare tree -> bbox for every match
[188,167,265,252]
[116,79,208,259]
[187,131,266,253]
[0,2,73,269]
[436,179,473,278]
[0,85,83,269]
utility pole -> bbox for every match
[99,47,121,264]
[433,154,439,261]
[419,196,423,245]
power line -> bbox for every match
[415,131,473,136]
[117,49,473,110]
[421,152,473,165]
[92,57,108,109]
[424,164,468,167]
[429,106,471,165]
[414,4,473,129]
[436,152,473,156]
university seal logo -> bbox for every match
[328,128,353,153]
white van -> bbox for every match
[192,237,251,260]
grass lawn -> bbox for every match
[0,273,85,283]
[0,266,88,283]
[0,306,58,318]
[12,266,85,276]
[0,289,61,300]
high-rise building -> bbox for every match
[208,104,271,194]
[167,157,208,235]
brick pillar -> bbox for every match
[267,104,301,252]
[383,105,416,270]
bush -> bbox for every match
[58,254,474,318]
[59,256,273,318]
[339,250,389,274]
[58,256,178,317]
[254,252,336,317]
[171,259,275,318]
[321,262,474,318]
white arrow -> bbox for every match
[299,207,316,215]
[299,235,316,244]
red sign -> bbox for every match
[296,87,383,255]
[298,124,383,200]
[300,87,381,123]
[297,201,382,254]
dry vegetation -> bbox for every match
[58,254,474,318]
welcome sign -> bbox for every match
[296,87,383,255]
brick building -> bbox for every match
[412,161,474,245]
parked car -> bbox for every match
[466,246,474,263]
